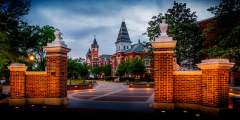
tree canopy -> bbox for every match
[68,58,89,80]
[0,0,56,78]
[203,0,240,70]
[116,58,146,79]
[146,1,202,70]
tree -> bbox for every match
[33,25,55,71]
[146,1,202,70]
[116,62,128,77]
[79,63,89,79]
[129,58,146,79]
[203,0,240,70]
[0,0,30,79]
[102,64,112,76]
[90,66,101,79]
[116,58,146,80]
[0,0,31,60]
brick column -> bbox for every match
[8,63,27,106]
[44,31,70,105]
[197,59,234,111]
[151,40,176,110]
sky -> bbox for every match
[25,0,220,58]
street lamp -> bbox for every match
[29,54,35,62]
[28,54,35,70]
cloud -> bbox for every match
[26,0,218,58]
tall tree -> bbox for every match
[102,64,112,76]
[0,0,30,78]
[0,0,30,59]
[129,58,146,79]
[147,1,202,70]
[203,0,240,70]
[33,25,55,70]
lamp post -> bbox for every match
[28,54,35,70]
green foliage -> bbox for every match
[90,65,112,79]
[68,58,89,80]
[32,25,55,71]
[102,64,112,76]
[146,1,202,69]
[129,58,146,76]
[0,0,56,78]
[0,0,30,78]
[90,66,101,78]
[116,58,146,78]
[116,60,130,77]
[203,0,240,70]
[104,76,113,81]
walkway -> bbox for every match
[67,81,154,112]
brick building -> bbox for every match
[86,37,112,67]
[110,21,151,76]
[86,21,152,76]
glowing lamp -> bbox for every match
[29,55,35,61]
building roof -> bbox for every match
[126,40,146,53]
[100,54,112,60]
[115,21,131,44]
[91,36,99,48]
[86,48,91,55]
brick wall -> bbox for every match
[201,69,230,107]
[25,72,47,98]
[10,70,25,99]
[153,51,174,103]
[173,71,202,105]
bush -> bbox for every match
[104,76,113,81]
[119,77,135,82]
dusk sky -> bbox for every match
[25,0,219,58]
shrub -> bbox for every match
[104,76,113,81]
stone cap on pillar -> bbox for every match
[197,59,235,70]
[44,29,71,53]
[152,40,176,49]
[151,19,176,49]
[8,63,27,71]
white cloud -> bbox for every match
[27,0,216,58]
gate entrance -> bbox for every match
[9,30,70,106]
[8,21,234,113]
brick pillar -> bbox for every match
[44,31,70,105]
[8,63,27,106]
[151,40,176,110]
[197,59,234,110]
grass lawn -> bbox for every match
[67,80,93,85]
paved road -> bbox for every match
[67,81,154,112]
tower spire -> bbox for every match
[115,21,131,44]
[91,35,99,48]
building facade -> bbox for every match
[85,21,152,76]
[111,21,151,76]
[86,37,112,67]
